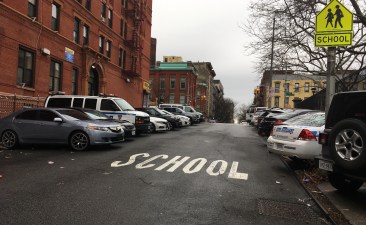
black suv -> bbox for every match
[317,91,366,192]
[136,107,182,129]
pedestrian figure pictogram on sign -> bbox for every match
[315,0,353,47]
[334,5,343,28]
[325,9,334,28]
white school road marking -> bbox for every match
[111,153,248,180]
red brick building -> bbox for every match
[0,0,152,107]
[149,62,198,107]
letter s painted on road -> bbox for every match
[111,153,149,167]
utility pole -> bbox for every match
[268,17,276,108]
[325,47,336,116]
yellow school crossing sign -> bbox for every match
[315,0,353,47]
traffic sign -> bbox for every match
[315,0,353,47]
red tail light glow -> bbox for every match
[297,129,316,141]
[274,119,283,125]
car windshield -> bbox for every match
[161,110,173,115]
[115,99,135,111]
[276,110,313,119]
[284,113,325,127]
[155,108,167,115]
[56,109,90,121]
[83,110,109,120]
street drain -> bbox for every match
[257,199,324,224]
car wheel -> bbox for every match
[328,172,363,193]
[150,124,156,133]
[329,119,366,171]
[168,122,174,130]
[1,130,18,149]
[69,131,89,151]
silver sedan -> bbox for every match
[0,108,125,151]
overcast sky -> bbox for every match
[151,0,260,106]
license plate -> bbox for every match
[276,143,284,150]
[319,159,333,172]
[132,131,136,136]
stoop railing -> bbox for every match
[0,92,45,119]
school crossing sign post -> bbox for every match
[315,0,353,47]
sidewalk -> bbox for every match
[318,183,366,225]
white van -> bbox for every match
[45,94,151,134]
[245,106,267,124]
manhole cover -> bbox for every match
[258,199,325,224]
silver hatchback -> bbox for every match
[0,108,124,151]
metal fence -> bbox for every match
[0,93,45,119]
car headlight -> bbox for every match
[87,125,109,131]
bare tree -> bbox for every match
[243,0,366,91]
[213,96,236,123]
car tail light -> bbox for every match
[297,129,316,141]
[274,119,283,125]
[318,132,328,145]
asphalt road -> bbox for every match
[0,123,330,225]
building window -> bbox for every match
[28,0,37,18]
[72,68,78,95]
[169,95,175,103]
[49,60,62,91]
[274,96,280,107]
[85,0,91,10]
[363,82,366,90]
[99,36,104,54]
[108,8,113,28]
[106,40,111,58]
[275,82,280,93]
[101,2,106,22]
[180,78,186,90]
[294,83,299,92]
[119,48,126,68]
[160,78,165,90]
[73,17,80,44]
[122,0,128,9]
[51,3,60,31]
[120,18,127,38]
[17,48,35,88]
[284,97,289,106]
[304,82,310,92]
[284,83,289,92]
[179,95,185,104]
[83,25,89,46]
[170,78,176,89]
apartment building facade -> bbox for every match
[0,0,152,107]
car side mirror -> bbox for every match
[54,117,63,123]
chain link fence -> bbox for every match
[0,93,45,119]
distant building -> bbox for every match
[192,62,216,117]
[0,0,152,107]
[149,61,198,107]
[258,71,326,108]
[163,56,183,63]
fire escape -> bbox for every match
[124,0,145,77]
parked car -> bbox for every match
[71,107,136,138]
[317,91,366,192]
[160,109,191,127]
[160,106,199,124]
[267,112,325,160]
[258,109,316,137]
[136,107,182,129]
[0,108,124,151]
[246,106,267,123]
[256,108,285,128]
[149,116,170,132]
[159,103,204,122]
